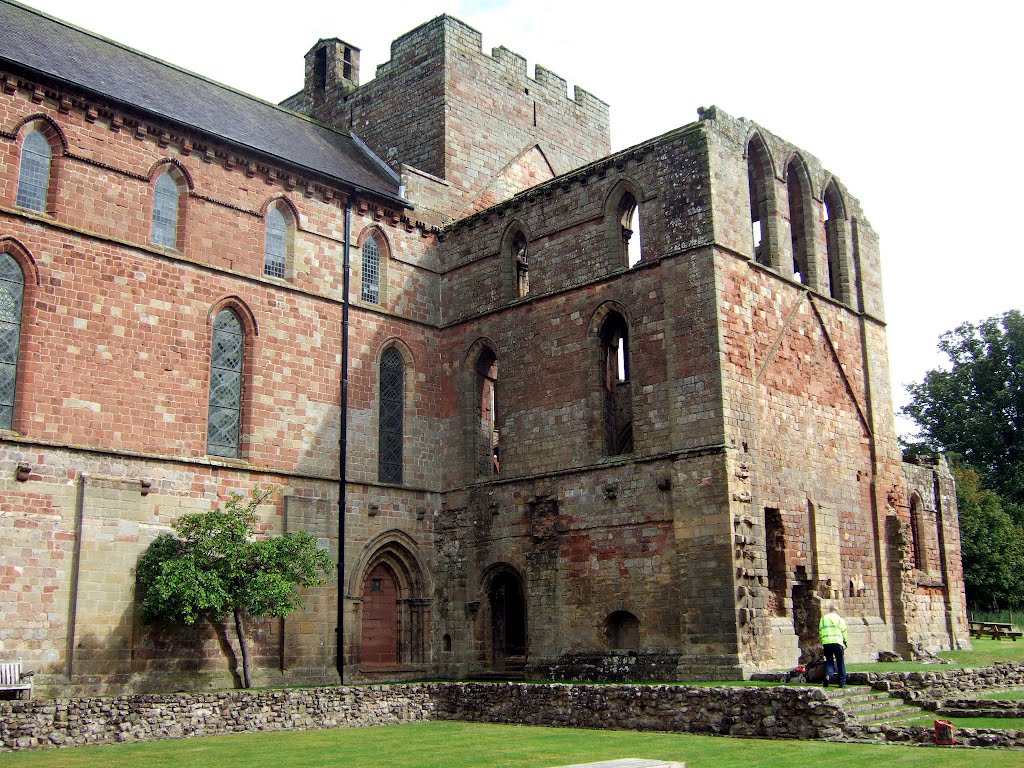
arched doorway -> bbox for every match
[353,534,430,672]
[361,562,399,666]
[605,610,640,650]
[487,567,526,671]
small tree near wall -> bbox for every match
[136,488,333,688]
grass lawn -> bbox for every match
[979,690,1024,700]
[846,637,1024,675]
[0,722,1015,768]
[902,714,1024,730]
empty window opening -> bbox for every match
[475,348,499,475]
[264,205,288,279]
[619,194,642,267]
[765,508,787,617]
[343,46,354,80]
[16,129,52,212]
[443,633,452,652]
[361,236,381,303]
[787,159,811,285]
[0,253,26,430]
[314,47,328,91]
[823,181,846,300]
[605,610,640,650]
[152,171,180,249]
[600,312,633,455]
[514,232,529,298]
[747,137,774,267]
[378,347,405,484]
[207,309,244,458]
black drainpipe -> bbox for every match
[337,200,352,683]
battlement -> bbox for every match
[374,15,607,117]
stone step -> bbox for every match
[855,706,925,723]
[819,685,931,726]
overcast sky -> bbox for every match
[19,0,1024,436]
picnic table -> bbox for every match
[969,620,1023,640]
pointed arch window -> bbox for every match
[16,129,52,212]
[747,136,776,268]
[615,192,642,268]
[152,171,181,249]
[823,181,848,301]
[378,347,404,484]
[599,312,633,455]
[513,232,529,298]
[474,348,499,475]
[0,253,25,430]
[264,205,288,278]
[786,158,814,286]
[207,309,244,458]
[361,236,381,304]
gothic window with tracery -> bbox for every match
[378,347,404,483]
[152,171,181,249]
[16,129,52,212]
[264,205,288,278]
[207,309,244,458]
[362,236,381,304]
[0,253,25,430]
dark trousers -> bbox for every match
[823,643,846,684]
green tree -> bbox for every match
[952,465,1024,610]
[903,310,1024,504]
[137,488,333,688]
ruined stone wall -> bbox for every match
[0,685,436,750]
[897,456,970,653]
[0,682,851,751]
[430,126,749,678]
[699,109,930,671]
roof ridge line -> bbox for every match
[0,0,343,135]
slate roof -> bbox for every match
[0,0,403,202]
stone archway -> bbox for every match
[351,534,430,672]
[484,566,527,672]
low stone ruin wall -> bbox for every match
[854,724,1024,749]
[430,682,850,740]
[6,676,1024,753]
[933,699,1024,718]
[855,661,1024,699]
[1,682,851,751]
[0,685,434,751]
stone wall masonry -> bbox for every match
[861,661,1024,700]
[438,124,711,321]
[0,686,435,751]
[854,723,1024,749]
[11,679,1024,753]
[430,682,849,740]
[0,682,853,751]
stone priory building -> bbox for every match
[0,0,969,694]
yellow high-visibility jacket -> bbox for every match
[819,611,848,647]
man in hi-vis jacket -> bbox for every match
[819,604,849,688]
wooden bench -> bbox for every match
[0,660,33,699]
[969,621,1021,640]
